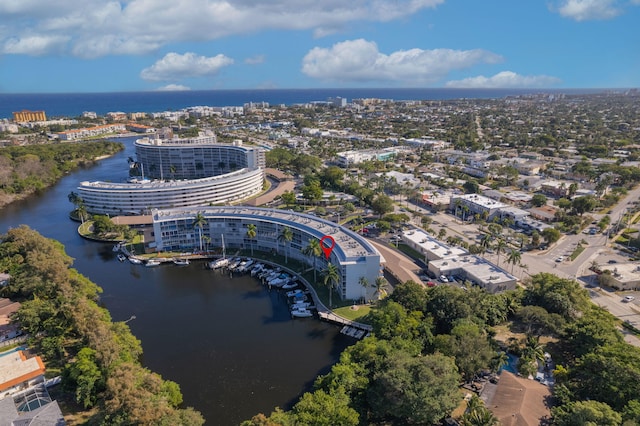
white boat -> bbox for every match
[209,258,229,269]
[173,258,190,266]
[113,244,121,252]
[145,259,161,267]
[250,264,264,276]
[291,301,313,309]
[117,253,127,262]
[209,234,228,269]
[129,257,143,265]
[291,308,313,318]
[286,288,303,297]
[281,281,298,290]
[238,260,254,273]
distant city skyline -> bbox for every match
[0,0,638,93]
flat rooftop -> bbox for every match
[402,228,467,259]
[154,206,381,261]
[0,351,45,392]
[430,255,516,286]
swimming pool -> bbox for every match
[500,353,519,374]
[0,346,26,357]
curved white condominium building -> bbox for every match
[152,206,384,302]
[77,134,265,215]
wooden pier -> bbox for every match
[317,311,372,338]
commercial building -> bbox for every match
[450,194,508,221]
[428,255,518,294]
[12,110,46,122]
[401,229,517,293]
[151,206,384,301]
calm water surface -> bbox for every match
[0,137,353,425]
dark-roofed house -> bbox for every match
[481,371,551,426]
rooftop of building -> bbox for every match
[79,167,259,191]
[454,193,508,210]
[0,350,45,392]
[402,228,468,259]
[153,206,381,261]
[429,255,517,286]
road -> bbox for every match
[396,189,640,347]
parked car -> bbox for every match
[439,275,449,283]
[623,295,635,302]
[555,256,564,263]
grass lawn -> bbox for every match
[333,305,373,322]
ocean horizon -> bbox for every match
[0,87,619,120]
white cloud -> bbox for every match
[301,39,502,84]
[445,71,561,88]
[155,84,191,91]
[244,55,266,65]
[140,52,234,81]
[3,35,69,55]
[556,0,621,21]
[0,0,444,57]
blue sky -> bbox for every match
[0,0,638,93]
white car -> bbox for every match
[623,295,635,303]
[555,256,564,263]
[439,275,449,283]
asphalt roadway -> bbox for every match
[393,189,640,347]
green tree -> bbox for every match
[278,226,294,263]
[541,227,561,244]
[506,248,522,274]
[302,238,322,281]
[322,263,340,307]
[390,280,427,312]
[358,276,370,304]
[373,276,388,300]
[531,193,548,207]
[367,351,461,425]
[67,347,104,408]
[292,387,359,426]
[245,223,257,256]
[433,320,495,382]
[552,400,622,426]
[371,194,394,217]
[193,211,207,252]
[280,190,297,206]
[461,395,499,426]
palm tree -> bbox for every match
[77,203,88,224]
[322,263,340,307]
[506,249,521,274]
[193,212,207,252]
[358,276,369,304]
[494,238,507,266]
[245,223,257,256]
[302,238,322,281]
[278,226,293,263]
[374,276,388,300]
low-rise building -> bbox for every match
[450,194,507,221]
[428,255,518,293]
[401,229,467,263]
[0,350,46,399]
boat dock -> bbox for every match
[317,311,372,339]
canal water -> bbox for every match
[0,137,353,425]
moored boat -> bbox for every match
[117,253,127,262]
[129,257,143,265]
[291,308,313,318]
[173,258,190,266]
[145,259,161,267]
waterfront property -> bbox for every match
[76,133,266,215]
[77,168,264,216]
[151,206,384,302]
